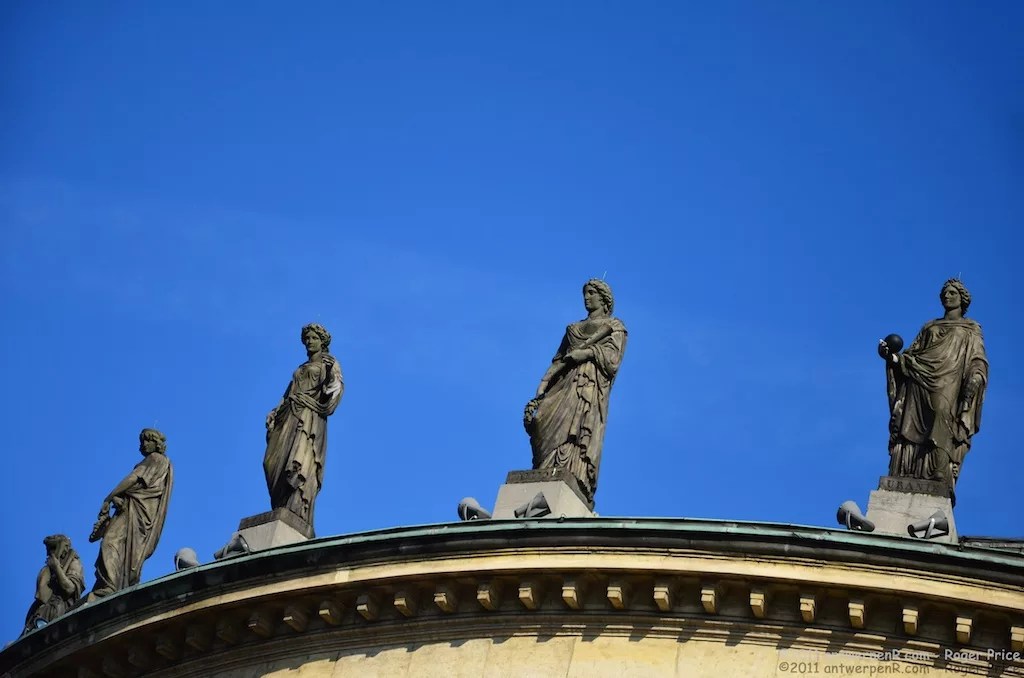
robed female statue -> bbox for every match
[264,323,343,530]
[524,279,627,508]
[878,278,988,489]
[88,428,173,600]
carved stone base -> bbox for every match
[866,477,957,543]
[235,508,313,551]
[492,469,594,520]
[875,475,951,498]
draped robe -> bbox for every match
[22,545,84,634]
[886,317,988,485]
[263,351,343,529]
[527,316,627,506]
[92,452,173,598]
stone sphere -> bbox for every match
[883,333,904,353]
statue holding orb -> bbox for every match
[877,279,988,491]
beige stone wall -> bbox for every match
[205,634,984,678]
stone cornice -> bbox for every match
[4,518,1023,677]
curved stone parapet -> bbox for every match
[3,518,1023,677]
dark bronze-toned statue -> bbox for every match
[878,278,988,490]
[264,323,344,529]
[524,279,627,507]
[21,535,84,635]
[88,428,174,601]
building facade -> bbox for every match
[3,518,1023,677]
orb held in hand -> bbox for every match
[882,333,904,353]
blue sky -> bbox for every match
[2,2,1022,642]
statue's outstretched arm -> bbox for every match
[535,361,564,398]
[535,335,571,397]
[99,471,141,516]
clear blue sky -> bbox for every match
[2,2,1022,642]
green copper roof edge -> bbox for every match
[175,516,1024,575]
[9,516,1021,652]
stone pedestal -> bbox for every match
[865,476,957,543]
[492,468,594,520]
[235,508,314,551]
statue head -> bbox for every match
[583,279,614,314]
[940,278,971,315]
[139,428,167,456]
[301,323,332,353]
[42,534,71,560]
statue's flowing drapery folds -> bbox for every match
[263,350,343,528]
[886,317,988,485]
[527,315,627,507]
[91,451,173,598]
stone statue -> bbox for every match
[263,323,344,529]
[88,428,174,601]
[21,535,85,635]
[523,279,627,508]
[878,278,988,490]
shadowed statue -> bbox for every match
[88,428,173,601]
[21,535,85,635]
[878,278,988,491]
[523,279,628,508]
[263,323,344,531]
